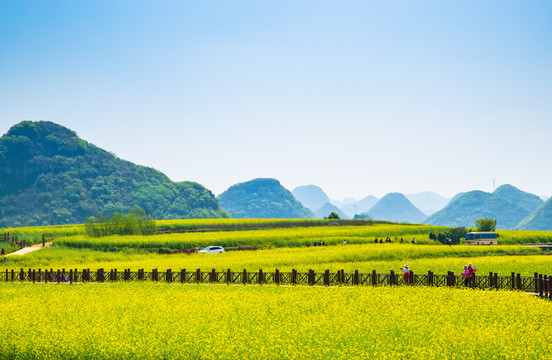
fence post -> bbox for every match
[258,269,263,285]
[324,270,330,286]
[428,271,433,286]
[354,270,359,286]
[42,234,45,247]
[390,270,395,286]
[242,269,247,284]
[275,269,280,285]
[181,269,186,284]
[544,275,550,299]
[212,269,217,283]
[539,274,544,297]
[308,269,314,286]
[409,270,414,285]
[493,273,498,291]
[167,269,172,283]
[292,269,297,285]
[226,269,231,284]
[32,269,36,283]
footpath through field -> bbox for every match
[6,242,52,256]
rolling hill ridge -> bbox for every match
[0,121,228,227]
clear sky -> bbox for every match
[1,1,551,200]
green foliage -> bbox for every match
[425,185,543,229]
[217,178,314,218]
[517,197,552,230]
[429,227,468,245]
[0,121,228,227]
[475,218,497,232]
[327,212,340,219]
[85,206,156,237]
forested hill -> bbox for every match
[0,121,229,227]
[424,184,543,229]
[218,178,314,218]
[517,197,552,230]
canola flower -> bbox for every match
[1,242,545,276]
[0,283,551,359]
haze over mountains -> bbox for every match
[1,120,550,230]
[290,184,550,230]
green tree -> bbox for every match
[328,212,340,220]
[475,218,497,232]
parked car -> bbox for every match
[198,246,225,254]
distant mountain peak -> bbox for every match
[363,192,426,223]
[292,185,330,212]
[425,186,543,229]
[219,178,314,219]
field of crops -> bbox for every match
[3,243,551,276]
[55,224,450,251]
[1,282,551,359]
[3,220,552,359]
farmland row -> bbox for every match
[0,283,550,359]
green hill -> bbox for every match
[362,193,426,223]
[0,121,228,227]
[517,197,552,230]
[424,185,542,229]
[218,178,314,218]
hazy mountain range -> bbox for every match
[290,184,550,230]
[1,120,549,230]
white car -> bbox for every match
[198,246,225,254]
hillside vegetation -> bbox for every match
[0,121,228,227]
[217,178,313,218]
[517,197,552,230]
[425,185,543,229]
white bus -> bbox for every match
[465,232,498,245]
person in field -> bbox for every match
[1,247,4,255]
[467,263,477,288]
[401,264,410,283]
[462,265,471,287]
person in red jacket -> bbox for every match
[462,265,471,287]
[467,263,477,288]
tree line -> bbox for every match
[85,206,156,237]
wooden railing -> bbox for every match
[2,268,551,299]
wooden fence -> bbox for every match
[2,268,552,299]
[1,233,25,248]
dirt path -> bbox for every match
[6,242,53,256]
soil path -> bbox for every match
[6,242,53,256]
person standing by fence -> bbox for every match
[401,264,410,283]
[462,265,470,287]
[468,263,477,288]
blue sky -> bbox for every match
[1,1,551,200]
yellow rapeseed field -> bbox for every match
[0,282,551,359]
